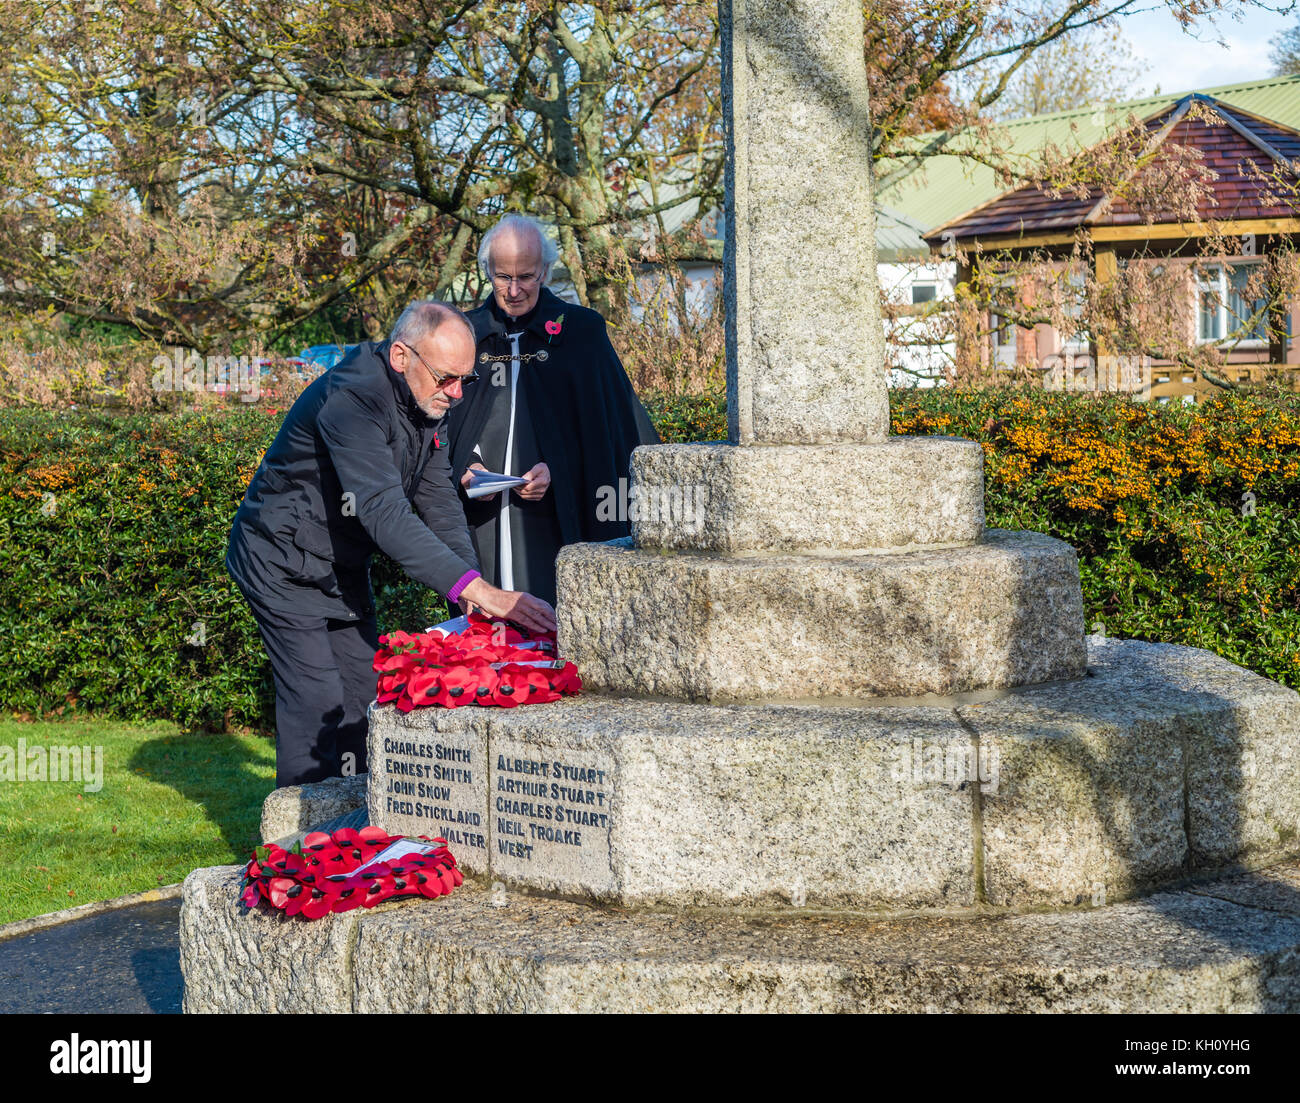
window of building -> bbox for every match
[911,282,937,304]
[1198,262,1271,346]
[1062,268,1090,352]
[992,312,1017,368]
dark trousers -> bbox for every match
[245,599,380,789]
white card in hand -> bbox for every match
[466,470,526,498]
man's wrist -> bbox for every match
[446,569,481,605]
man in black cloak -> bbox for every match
[446,215,660,607]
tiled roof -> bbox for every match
[923,93,1300,242]
[878,74,1300,236]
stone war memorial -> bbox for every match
[181,0,1300,1013]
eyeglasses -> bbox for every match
[397,341,479,394]
[490,270,542,290]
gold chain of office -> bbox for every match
[478,349,551,364]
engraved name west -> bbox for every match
[494,754,611,861]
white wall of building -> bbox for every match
[878,259,956,388]
[554,254,958,389]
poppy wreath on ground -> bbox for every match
[373,612,582,712]
[240,827,463,919]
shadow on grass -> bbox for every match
[127,732,275,858]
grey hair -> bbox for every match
[388,299,474,348]
[477,214,559,282]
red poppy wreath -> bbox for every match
[373,611,581,713]
[241,827,463,918]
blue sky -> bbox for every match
[1121,3,1298,95]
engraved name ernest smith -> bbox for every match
[381,737,486,852]
[495,754,610,862]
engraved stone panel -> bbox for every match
[368,706,489,875]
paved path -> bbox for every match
[0,899,182,1014]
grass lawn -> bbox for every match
[0,718,275,925]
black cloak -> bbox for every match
[446,287,660,605]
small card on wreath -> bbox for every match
[344,837,446,885]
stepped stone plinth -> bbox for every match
[181,861,1300,1013]
[363,639,1300,912]
[628,438,984,553]
[557,530,1086,701]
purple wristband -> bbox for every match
[446,569,481,605]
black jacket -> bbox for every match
[447,287,660,548]
[226,339,479,621]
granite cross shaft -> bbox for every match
[722,0,889,444]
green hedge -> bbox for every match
[891,387,1300,688]
[0,408,447,731]
[2,386,1297,730]
[643,389,727,443]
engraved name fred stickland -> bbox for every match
[381,738,485,851]
[494,755,610,862]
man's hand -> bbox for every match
[459,578,557,635]
[460,461,499,500]
[515,462,551,501]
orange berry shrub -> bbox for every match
[891,387,1300,688]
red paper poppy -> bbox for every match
[549,662,582,694]
[312,845,347,870]
[267,877,296,909]
[281,883,310,917]
[373,650,415,673]
[265,853,307,880]
[381,630,419,653]
[300,889,334,920]
[507,647,550,664]
[330,884,366,912]
[332,828,361,851]
[518,667,558,701]
[301,831,334,853]
[467,663,500,705]
[489,665,532,707]
[317,871,352,897]
[432,664,480,708]
[412,870,444,898]
[376,676,405,705]
[359,877,395,908]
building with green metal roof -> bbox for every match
[876,75,1300,398]
[878,74,1300,240]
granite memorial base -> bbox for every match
[366,639,1300,912]
[179,639,1300,1013]
[180,860,1300,1013]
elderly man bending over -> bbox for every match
[227,300,555,788]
